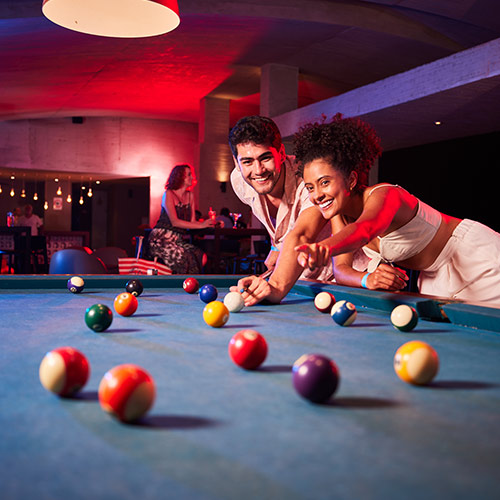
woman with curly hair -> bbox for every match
[294,113,500,305]
[148,164,215,274]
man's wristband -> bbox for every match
[361,273,371,289]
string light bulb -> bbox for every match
[44,201,49,210]
[66,193,72,203]
[10,187,15,197]
[79,195,84,205]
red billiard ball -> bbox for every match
[292,353,339,403]
[39,346,90,397]
[228,329,268,370]
[114,292,138,317]
[314,291,336,313]
[98,364,155,423]
[183,277,199,294]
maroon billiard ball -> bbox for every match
[292,353,340,403]
[39,346,90,397]
[183,277,199,294]
[314,291,336,313]
[228,330,268,370]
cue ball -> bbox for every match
[98,364,155,423]
[292,353,340,403]
[199,284,218,303]
[314,291,336,313]
[114,292,138,317]
[203,301,230,328]
[223,291,245,313]
[394,340,439,385]
[330,300,357,326]
[228,330,268,370]
[183,277,199,294]
[85,304,113,332]
[67,276,84,294]
[125,279,143,297]
[391,304,419,332]
[39,346,90,397]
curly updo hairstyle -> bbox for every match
[293,113,382,189]
[229,116,282,158]
[165,164,191,191]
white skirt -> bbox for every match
[418,219,500,307]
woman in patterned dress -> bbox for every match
[148,164,215,273]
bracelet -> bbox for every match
[361,273,371,289]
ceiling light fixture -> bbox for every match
[42,0,180,38]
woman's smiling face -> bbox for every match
[303,158,354,218]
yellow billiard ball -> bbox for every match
[394,340,439,385]
[203,301,229,328]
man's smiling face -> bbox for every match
[235,141,284,196]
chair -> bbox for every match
[30,235,49,273]
[48,248,107,274]
[93,247,128,274]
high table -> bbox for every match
[0,275,499,500]
[0,225,32,273]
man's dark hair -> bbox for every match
[228,116,282,158]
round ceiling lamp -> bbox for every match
[42,0,180,38]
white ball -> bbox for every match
[223,291,245,313]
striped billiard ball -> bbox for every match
[391,304,419,332]
[314,291,336,313]
[330,300,357,326]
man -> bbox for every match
[228,115,333,305]
[17,204,43,236]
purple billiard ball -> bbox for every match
[67,276,84,294]
[199,284,218,303]
[292,354,340,403]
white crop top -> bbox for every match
[362,185,442,271]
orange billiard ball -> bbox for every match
[39,346,90,397]
[98,364,155,423]
[394,340,439,385]
[114,292,138,317]
[203,301,229,328]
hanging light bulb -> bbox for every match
[87,187,93,198]
[79,195,84,205]
[20,175,26,198]
[44,200,49,210]
[10,187,15,197]
[56,185,62,196]
[0,184,3,194]
[66,193,72,203]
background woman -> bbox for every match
[148,164,215,274]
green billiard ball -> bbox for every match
[85,304,113,332]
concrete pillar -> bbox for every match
[260,64,298,117]
[197,97,250,221]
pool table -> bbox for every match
[1,275,499,500]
